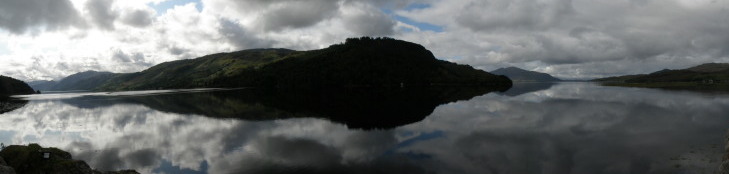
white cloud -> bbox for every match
[395,0,729,79]
[2,0,729,81]
[0,0,86,34]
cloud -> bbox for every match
[3,0,729,81]
[341,2,397,36]
[120,9,155,28]
[202,0,340,32]
[111,49,147,65]
[218,18,274,49]
[0,0,85,34]
[256,1,340,31]
[396,0,729,79]
[204,0,401,35]
[251,136,342,166]
[454,0,575,32]
[85,0,119,30]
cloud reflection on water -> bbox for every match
[0,83,728,173]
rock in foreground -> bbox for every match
[0,144,138,174]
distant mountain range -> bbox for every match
[26,80,56,91]
[28,37,512,91]
[593,63,729,90]
[490,67,561,82]
[28,71,116,91]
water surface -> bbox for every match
[1,83,728,174]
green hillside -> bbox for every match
[96,37,511,90]
[50,71,117,91]
[593,63,729,90]
[98,48,294,90]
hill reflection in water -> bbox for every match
[0,97,26,115]
[1,83,729,174]
[497,82,556,96]
[55,87,504,129]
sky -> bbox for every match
[1,0,729,81]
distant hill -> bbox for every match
[84,37,512,91]
[490,67,561,82]
[26,80,57,91]
[37,71,119,91]
[590,74,645,82]
[593,63,729,90]
[0,76,36,96]
[97,48,295,90]
[685,63,729,72]
[55,71,118,91]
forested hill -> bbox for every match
[592,63,729,90]
[98,48,296,90]
[0,76,35,96]
[593,63,729,83]
[74,37,510,91]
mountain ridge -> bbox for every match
[27,71,117,91]
[593,63,729,90]
[36,37,513,91]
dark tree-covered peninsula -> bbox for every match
[0,76,35,97]
[80,37,512,91]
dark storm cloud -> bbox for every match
[222,0,339,31]
[343,7,397,36]
[112,50,134,63]
[257,1,339,31]
[167,46,188,56]
[124,148,160,168]
[0,0,85,34]
[218,18,274,49]
[86,0,118,30]
[111,50,151,67]
[225,0,401,35]
[121,9,154,28]
[454,0,575,32]
[112,50,144,63]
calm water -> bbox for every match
[1,83,728,174]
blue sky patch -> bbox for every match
[393,15,444,32]
[0,40,10,55]
[383,131,444,157]
[0,130,16,146]
[150,0,203,14]
[396,131,444,148]
[391,3,443,32]
[404,3,432,11]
